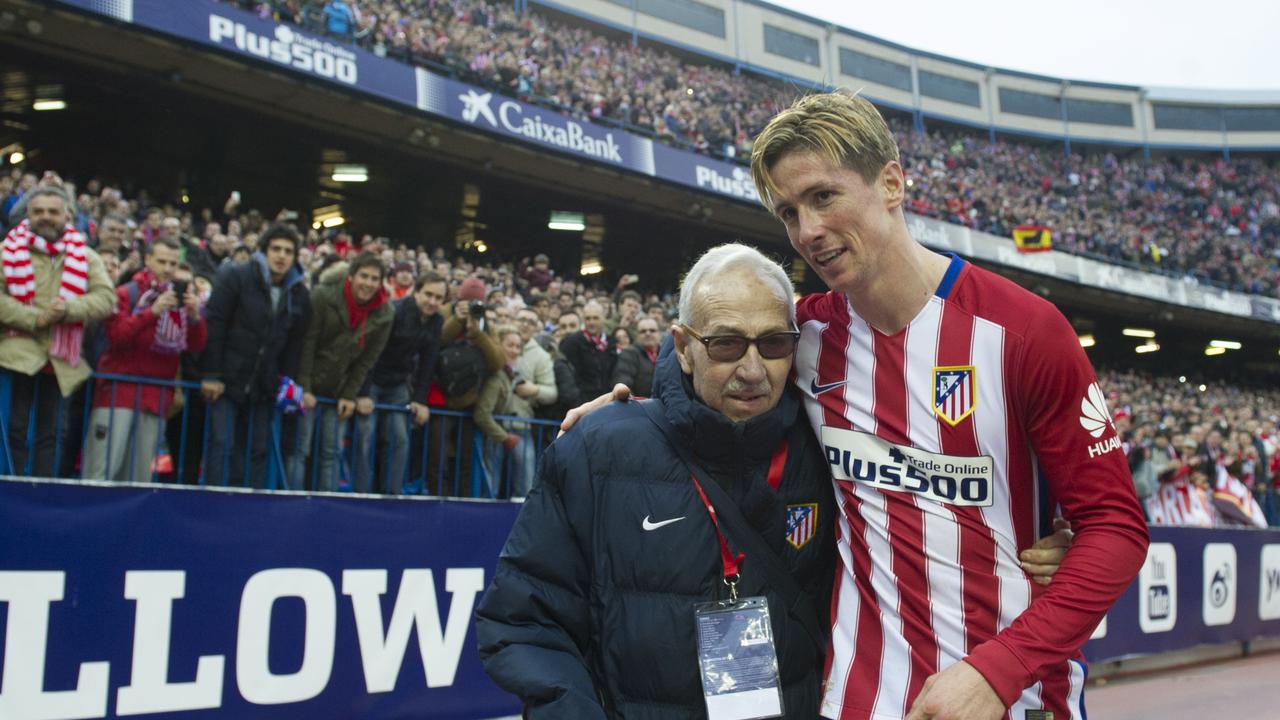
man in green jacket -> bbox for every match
[292,252,393,492]
[0,186,114,476]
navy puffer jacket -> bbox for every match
[476,347,835,718]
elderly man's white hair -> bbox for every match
[678,243,796,326]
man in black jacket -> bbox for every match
[353,270,445,495]
[611,315,661,397]
[476,244,834,717]
[559,299,615,399]
[200,225,310,488]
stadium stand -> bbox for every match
[221,0,1280,296]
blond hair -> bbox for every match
[750,91,899,210]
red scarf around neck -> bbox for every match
[2,219,90,366]
[343,278,387,347]
[583,329,607,353]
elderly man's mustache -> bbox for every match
[724,378,772,396]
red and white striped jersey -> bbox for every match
[795,255,1148,720]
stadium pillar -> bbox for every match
[630,0,639,46]
[1220,107,1230,161]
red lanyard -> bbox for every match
[690,474,743,598]
[689,440,789,601]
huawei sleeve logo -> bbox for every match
[1079,382,1115,438]
[1080,382,1123,458]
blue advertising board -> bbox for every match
[1084,526,1280,663]
[3,477,1280,719]
[52,0,764,207]
[0,478,521,719]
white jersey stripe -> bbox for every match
[842,310,877,432]
[971,319,1033,639]
[844,314,897,715]
[859,487,909,719]
[907,299,967,668]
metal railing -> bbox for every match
[0,370,559,499]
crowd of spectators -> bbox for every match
[1104,368,1278,528]
[0,165,677,497]
[2,162,1277,523]
[223,0,1280,297]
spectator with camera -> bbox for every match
[201,224,310,488]
[430,275,505,491]
[437,276,504,411]
[293,252,392,492]
[0,185,115,477]
[353,270,445,495]
[83,237,206,482]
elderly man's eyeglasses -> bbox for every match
[681,325,800,362]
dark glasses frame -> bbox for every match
[680,324,800,362]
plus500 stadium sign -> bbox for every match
[209,15,357,85]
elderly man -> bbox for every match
[477,244,836,718]
[0,186,114,476]
[750,92,1147,720]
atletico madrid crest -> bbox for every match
[933,365,976,426]
[786,504,818,550]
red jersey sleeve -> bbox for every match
[965,304,1149,706]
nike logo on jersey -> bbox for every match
[642,515,686,531]
[810,377,849,396]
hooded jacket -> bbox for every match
[297,262,393,400]
[201,252,310,403]
[476,345,835,718]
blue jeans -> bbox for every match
[481,428,535,499]
[206,397,273,489]
[291,405,344,492]
[353,383,411,495]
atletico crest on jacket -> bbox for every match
[933,365,976,426]
[786,503,818,549]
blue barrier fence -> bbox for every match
[0,370,559,499]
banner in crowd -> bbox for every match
[1084,525,1280,663]
[0,478,522,720]
[51,0,1280,324]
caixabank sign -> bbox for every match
[0,479,520,720]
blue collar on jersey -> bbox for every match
[934,253,966,300]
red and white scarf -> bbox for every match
[2,219,89,366]
[583,329,608,353]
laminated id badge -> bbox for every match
[694,596,784,720]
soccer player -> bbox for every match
[750,92,1148,720]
